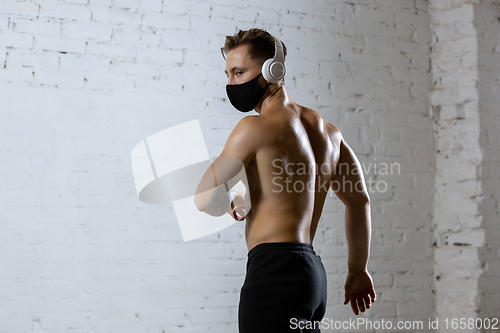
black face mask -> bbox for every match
[226,73,269,112]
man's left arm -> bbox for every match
[194,116,258,217]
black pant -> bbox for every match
[238,242,328,332]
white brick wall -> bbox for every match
[474,0,500,323]
[430,0,482,322]
[429,0,500,329]
[3,0,498,332]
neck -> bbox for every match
[255,82,293,115]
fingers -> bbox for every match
[345,294,374,315]
[345,297,361,316]
[236,206,245,217]
[350,298,359,315]
[235,207,246,221]
[344,288,361,315]
[345,287,377,315]
[363,295,371,309]
[358,297,366,313]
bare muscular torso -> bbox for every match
[244,104,341,252]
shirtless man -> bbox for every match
[194,28,376,332]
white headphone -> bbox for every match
[262,37,286,83]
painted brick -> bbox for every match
[0,32,34,48]
[38,2,92,21]
[62,21,113,41]
[1,0,497,331]
[35,36,85,53]
[11,18,61,36]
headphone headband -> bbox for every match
[272,37,285,66]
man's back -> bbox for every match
[244,104,342,251]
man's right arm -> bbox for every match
[328,125,376,315]
[331,134,371,272]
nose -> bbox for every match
[227,75,236,85]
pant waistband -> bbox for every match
[248,242,316,258]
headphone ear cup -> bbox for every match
[270,62,285,81]
[261,58,276,83]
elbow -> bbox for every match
[361,193,371,206]
[194,194,206,212]
[345,192,370,210]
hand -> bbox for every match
[226,190,246,221]
[343,270,376,315]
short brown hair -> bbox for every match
[222,28,287,65]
